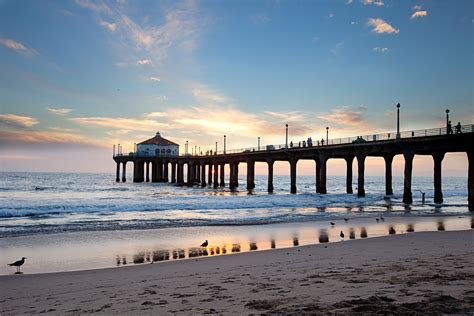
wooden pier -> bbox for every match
[113,125,474,210]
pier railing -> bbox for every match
[114,124,474,158]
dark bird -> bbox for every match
[349,231,355,239]
[376,218,380,222]
[380,217,385,221]
[340,231,345,240]
[8,257,26,273]
[389,227,396,235]
[330,222,335,226]
[344,218,349,222]
[200,240,208,247]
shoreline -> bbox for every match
[1,214,472,275]
[1,230,473,314]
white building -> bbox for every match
[136,132,179,156]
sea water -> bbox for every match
[0,172,471,274]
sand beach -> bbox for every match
[1,230,473,314]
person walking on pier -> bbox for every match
[447,121,453,135]
[455,122,462,134]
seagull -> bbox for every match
[340,231,345,240]
[344,218,349,222]
[8,257,26,273]
[349,231,355,239]
[376,218,380,222]
[330,222,335,226]
[200,240,208,247]
[380,217,385,221]
[389,227,396,235]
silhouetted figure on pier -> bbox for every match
[321,138,324,146]
[447,121,453,134]
[455,122,462,134]
[200,240,208,247]
[290,141,293,148]
[8,257,26,273]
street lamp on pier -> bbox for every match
[285,124,289,149]
[445,109,450,133]
[224,135,226,154]
[258,137,260,151]
[326,127,329,145]
[396,103,401,139]
[215,142,218,154]
[185,140,189,155]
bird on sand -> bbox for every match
[8,257,26,273]
[330,222,335,226]
[389,227,396,235]
[344,218,349,222]
[200,240,208,247]
[340,231,345,240]
[376,218,380,222]
[380,217,385,221]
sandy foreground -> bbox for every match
[1,230,473,315]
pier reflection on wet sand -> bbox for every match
[114,216,472,268]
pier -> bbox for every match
[113,125,474,210]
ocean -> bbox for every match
[0,172,471,274]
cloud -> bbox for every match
[145,76,161,82]
[99,20,117,31]
[192,85,232,105]
[250,13,270,25]
[317,106,368,127]
[367,18,399,34]
[411,11,428,19]
[75,0,201,65]
[328,13,335,19]
[351,21,358,25]
[373,47,389,53]
[413,5,422,11]
[0,38,37,56]
[146,112,167,118]
[46,107,73,115]
[48,127,78,133]
[0,129,103,148]
[346,0,353,4]
[70,116,168,132]
[330,41,345,55]
[361,0,384,6]
[136,59,152,65]
[0,114,39,129]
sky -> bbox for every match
[0,0,473,176]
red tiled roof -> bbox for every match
[138,132,179,146]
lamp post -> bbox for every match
[285,124,289,149]
[113,144,115,156]
[445,109,450,133]
[198,146,201,156]
[224,135,226,154]
[194,146,197,156]
[118,143,121,155]
[326,127,329,145]
[258,137,260,151]
[396,103,401,139]
[134,143,136,153]
[185,140,188,155]
[215,142,218,154]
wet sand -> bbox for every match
[1,230,473,314]
[1,215,472,275]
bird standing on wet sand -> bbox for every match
[200,240,208,247]
[8,257,26,273]
[330,222,335,226]
[344,218,349,222]
[340,231,345,240]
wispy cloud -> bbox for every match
[75,0,201,66]
[361,0,384,6]
[373,47,389,53]
[145,76,161,82]
[0,114,39,129]
[46,107,73,115]
[411,11,428,19]
[192,85,232,105]
[99,20,117,32]
[70,116,168,132]
[346,0,353,4]
[250,13,270,25]
[330,41,345,55]
[146,112,167,118]
[367,18,399,34]
[136,59,152,65]
[0,38,38,56]
[317,106,368,127]
[0,130,103,148]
